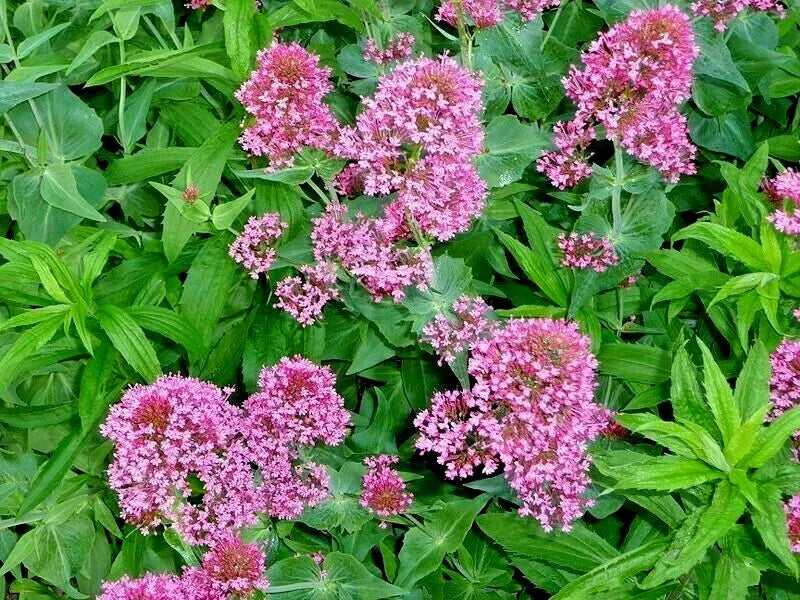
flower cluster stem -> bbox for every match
[612,141,625,238]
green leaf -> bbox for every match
[673,223,769,272]
[709,553,760,599]
[0,403,76,429]
[642,481,747,588]
[733,341,771,420]
[395,496,487,589]
[24,517,95,597]
[77,342,115,431]
[750,483,799,577]
[475,115,550,188]
[696,339,739,446]
[742,405,800,468]
[595,452,723,491]
[0,81,59,114]
[40,164,106,222]
[232,166,315,185]
[162,528,199,567]
[97,304,161,382]
[0,304,70,333]
[598,344,671,385]
[494,229,568,306]
[211,189,255,231]
[66,30,119,75]
[670,346,718,435]
[125,306,205,356]
[15,23,70,60]
[223,0,256,80]
[551,540,669,600]
[0,316,64,393]
[477,512,619,572]
[105,147,196,185]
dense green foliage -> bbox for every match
[1,0,800,598]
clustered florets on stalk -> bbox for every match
[764,169,800,236]
[228,213,287,279]
[436,0,561,28]
[102,360,350,546]
[359,455,414,527]
[769,339,800,460]
[691,0,785,31]
[363,33,416,65]
[538,5,699,189]
[558,232,620,273]
[99,536,268,600]
[415,316,610,531]
[421,294,495,364]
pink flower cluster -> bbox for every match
[691,0,785,31]
[436,0,561,28]
[276,262,340,326]
[558,232,620,273]
[102,360,349,545]
[416,318,610,531]
[229,213,287,279]
[538,6,699,189]
[245,357,352,519]
[764,169,800,236]
[786,494,800,553]
[236,43,339,169]
[422,295,495,364]
[768,339,800,460]
[99,536,267,600]
[335,55,486,242]
[310,204,433,302]
[363,33,415,65]
[186,0,209,8]
[360,455,413,526]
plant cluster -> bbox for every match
[1,0,800,599]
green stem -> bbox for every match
[540,1,564,51]
[307,179,330,206]
[454,1,473,70]
[118,41,127,153]
[611,141,625,238]
[265,583,322,593]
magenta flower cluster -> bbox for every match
[185,0,209,8]
[229,213,287,279]
[363,33,415,65]
[275,262,340,326]
[786,494,800,553]
[691,0,785,31]
[415,318,610,531]
[538,5,699,189]
[102,359,349,546]
[360,454,414,527]
[236,43,339,170]
[335,54,486,242]
[311,204,434,302]
[764,169,800,236]
[437,0,561,28]
[558,232,620,273]
[99,536,267,600]
[422,294,495,364]
[769,339,800,460]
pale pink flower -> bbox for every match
[768,339,800,460]
[236,43,340,169]
[276,262,340,326]
[422,295,494,364]
[764,169,800,237]
[360,455,413,526]
[539,6,698,187]
[691,0,785,31]
[185,0,209,8]
[558,232,619,272]
[504,0,561,21]
[363,33,415,65]
[311,204,433,302]
[437,0,504,28]
[794,308,800,322]
[101,376,260,545]
[99,574,187,600]
[229,213,286,279]
[786,494,800,552]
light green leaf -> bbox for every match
[697,339,739,446]
[40,164,106,222]
[97,304,161,382]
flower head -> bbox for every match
[101,376,259,545]
[539,6,698,187]
[360,455,413,525]
[185,0,209,8]
[99,574,187,600]
[229,213,287,279]
[437,0,504,28]
[363,33,415,65]
[190,536,268,597]
[504,0,561,21]
[276,262,340,326]
[558,232,619,272]
[764,169,800,237]
[691,0,785,31]
[236,43,339,169]
[769,339,800,460]
[422,295,495,364]
[786,494,800,553]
